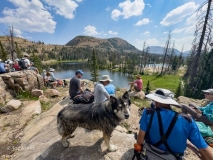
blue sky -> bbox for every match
[0,0,203,51]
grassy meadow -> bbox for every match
[141,74,181,93]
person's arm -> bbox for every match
[189,103,203,113]
[188,120,212,159]
[128,81,134,85]
[100,85,110,100]
[199,147,213,160]
[77,79,83,93]
[50,72,58,81]
[137,129,146,145]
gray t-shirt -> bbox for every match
[94,82,109,103]
[69,77,80,97]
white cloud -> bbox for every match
[111,0,145,20]
[42,0,79,19]
[154,25,158,28]
[172,36,194,51]
[83,25,98,35]
[144,31,150,36]
[13,28,23,37]
[172,25,195,34]
[163,32,168,34]
[111,9,121,20]
[134,18,150,26]
[147,3,152,8]
[172,28,187,34]
[108,30,118,35]
[135,38,163,49]
[106,7,110,11]
[75,0,83,2]
[160,2,199,26]
[0,0,56,34]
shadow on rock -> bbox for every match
[120,148,134,160]
[36,138,106,160]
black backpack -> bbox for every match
[18,58,28,69]
[73,90,94,104]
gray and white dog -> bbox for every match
[57,91,131,152]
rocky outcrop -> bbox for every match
[0,99,22,113]
[31,89,43,97]
[45,89,60,97]
[13,98,136,160]
[129,90,145,100]
[0,70,44,104]
[0,70,44,92]
[177,96,207,106]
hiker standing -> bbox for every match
[135,89,213,160]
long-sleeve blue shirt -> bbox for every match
[199,102,213,122]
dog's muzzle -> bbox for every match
[125,114,130,119]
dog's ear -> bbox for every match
[122,91,129,99]
[110,96,117,104]
[110,96,118,110]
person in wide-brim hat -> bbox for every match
[94,75,113,103]
[146,88,180,107]
[99,75,113,82]
[136,88,213,159]
[181,88,213,126]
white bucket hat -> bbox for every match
[202,88,213,94]
[49,68,55,72]
[146,88,180,107]
[99,75,113,82]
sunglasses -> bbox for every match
[204,93,213,95]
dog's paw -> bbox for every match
[62,141,70,148]
[108,145,117,152]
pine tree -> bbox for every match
[15,42,22,58]
[32,53,43,73]
[0,41,8,61]
[175,82,183,98]
[171,55,178,70]
[89,49,100,82]
[145,80,151,94]
[185,48,213,99]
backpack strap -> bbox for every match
[145,108,155,140]
[153,109,179,153]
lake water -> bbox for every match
[45,62,133,88]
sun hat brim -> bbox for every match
[99,79,113,82]
[146,93,180,107]
[202,89,213,93]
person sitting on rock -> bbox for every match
[46,71,57,88]
[13,59,21,71]
[69,70,84,99]
[136,88,213,160]
[181,88,213,126]
[23,53,39,74]
[0,59,10,74]
[105,83,116,96]
[129,74,143,92]
[94,75,112,103]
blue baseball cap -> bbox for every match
[75,69,84,75]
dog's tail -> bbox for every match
[57,111,65,136]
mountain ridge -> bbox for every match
[66,35,141,54]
